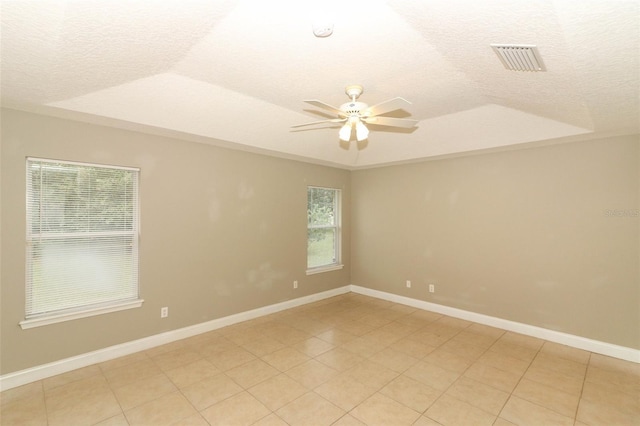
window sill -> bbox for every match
[19,299,144,330]
[306,264,344,276]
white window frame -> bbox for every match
[20,158,143,329]
[306,186,343,275]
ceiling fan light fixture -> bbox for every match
[355,121,369,141]
[339,123,352,141]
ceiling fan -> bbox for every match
[292,85,418,142]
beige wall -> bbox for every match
[0,109,351,374]
[351,135,639,349]
[1,108,638,376]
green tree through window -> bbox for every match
[307,187,340,269]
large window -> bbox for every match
[23,158,141,327]
[307,186,342,273]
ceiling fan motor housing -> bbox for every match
[340,101,368,115]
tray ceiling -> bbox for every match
[2,0,638,168]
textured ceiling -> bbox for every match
[2,0,639,168]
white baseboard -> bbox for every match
[350,285,640,364]
[0,286,351,391]
[3,284,637,392]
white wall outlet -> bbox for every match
[429,284,435,293]
[160,307,169,318]
[406,280,411,288]
[293,280,298,289]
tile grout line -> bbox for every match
[572,351,592,426]
[436,326,512,424]
[465,331,516,425]
[335,308,441,424]
[493,337,543,424]
[39,380,51,426]
[407,321,485,422]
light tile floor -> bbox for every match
[1,293,639,425]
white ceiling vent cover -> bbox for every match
[491,44,546,72]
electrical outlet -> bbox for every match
[406,280,411,288]
[160,307,169,318]
[293,280,298,289]
[429,284,435,293]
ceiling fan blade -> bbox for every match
[291,118,346,128]
[362,116,418,128]
[364,97,411,117]
[303,100,346,117]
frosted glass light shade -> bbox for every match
[355,121,369,141]
[339,123,352,141]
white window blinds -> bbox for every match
[25,158,140,319]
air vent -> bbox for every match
[491,44,546,72]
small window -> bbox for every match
[307,186,342,273]
[23,158,141,326]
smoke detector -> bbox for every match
[491,44,546,72]
[312,22,334,37]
